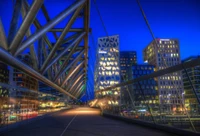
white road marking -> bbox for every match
[59,114,78,136]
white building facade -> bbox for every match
[94,35,121,106]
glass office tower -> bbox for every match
[120,51,137,106]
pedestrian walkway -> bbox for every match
[1,107,174,136]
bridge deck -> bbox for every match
[2,107,174,136]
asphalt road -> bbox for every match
[1,107,174,136]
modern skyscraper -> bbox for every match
[94,35,121,106]
[131,64,158,108]
[120,51,137,80]
[120,51,137,106]
[143,38,184,112]
[182,56,200,113]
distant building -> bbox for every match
[143,38,184,112]
[130,64,158,108]
[14,54,38,91]
[0,62,9,97]
[13,54,38,110]
[120,51,137,106]
[94,35,121,106]
[120,51,137,79]
[0,62,9,84]
[182,56,200,113]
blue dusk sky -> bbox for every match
[0,0,200,100]
[90,0,200,63]
[89,0,200,100]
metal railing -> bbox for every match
[93,57,200,134]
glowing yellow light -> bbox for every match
[114,91,118,95]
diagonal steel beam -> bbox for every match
[41,4,58,40]
[7,0,22,45]
[68,74,85,93]
[72,82,85,95]
[42,40,48,61]
[75,84,86,98]
[54,36,83,80]
[34,19,53,49]
[59,46,84,58]
[61,61,84,87]
[52,63,58,79]
[47,67,52,80]
[49,28,91,32]
[63,67,83,90]
[71,82,85,97]
[14,0,86,56]
[10,0,44,54]
[65,69,84,90]
[38,38,44,69]
[23,0,53,49]
[49,28,82,32]
[77,88,86,98]
[54,49,85,82]
[59,58,82,86]
[40,5,85,73]
[78,92,86,99]
[41,32,85,74]
[59,59,84,87]
[83,0,90,87]
[0,18,8,50]
[40,38,52,79]
[29,43,39,70]
[77,89,86,99]
[0,47,76,99]
[73,81,85,94]
[69,79,84,94]
[21,3,38,70]
[62,32,81,44]
[59,59,83,87]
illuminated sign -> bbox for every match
[160,39,170,41]
[99,50,107,54]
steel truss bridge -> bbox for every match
[0,0,89,100]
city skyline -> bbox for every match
[89,0,200,64]
[0,0,199,103]
[0,0,200,64]
[0,0,200,135]
[0,1,199,101]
